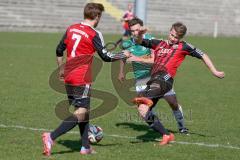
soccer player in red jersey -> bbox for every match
[42,3,129,156]
[119,17,189,135]
[127,22,225,145]
[121,3,134,39]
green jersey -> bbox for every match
[122,34,153,79]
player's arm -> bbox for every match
[121,12,129,22]
[183,42,225,79]
[135,32,161,49]
[118,59,126,83]
[127,52,154,63]
[133,26,147,44]
[134,26,161,49]
[93,32,130,62]
[56,32,67,81]
[201,54,225,79]
[141,39,162,49]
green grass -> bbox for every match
[0,32,240,160]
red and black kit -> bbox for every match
[139,38,204,98]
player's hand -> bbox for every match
[118,72,125,83]
[213,71,225,79]
[122,50,131,58]
[58,67,64,81]
[139,26,148,35]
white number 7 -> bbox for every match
[71,33,81,57]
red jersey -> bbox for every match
[64,23,96,85]
[56,22,126,86]
[122,11,134,29]
[141,39,204,77]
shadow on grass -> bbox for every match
[116,122,212,143]
[51,139,121,155]
[116,122,161,143]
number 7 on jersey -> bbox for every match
[71,33,81,57]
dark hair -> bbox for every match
[171,22,187,38]
[84,3,105,20]
[128,17,143,27]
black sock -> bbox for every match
[78,122,90,149]
[50,115,78,140]
[145,111,169,135]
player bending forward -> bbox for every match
[127,22,225,145]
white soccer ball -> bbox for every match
[88,124,103,144]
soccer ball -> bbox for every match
[88,124,103,144]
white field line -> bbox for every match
[0,124,239,150]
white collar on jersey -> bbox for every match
[80,22,93,28]
[80,22,100,33]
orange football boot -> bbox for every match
[132,97,153,107]
[159,133,175,145]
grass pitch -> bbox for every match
[0,32,240,160]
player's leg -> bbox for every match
[137,98,174,145]
[163,90,188,134]
[49,85,85,141]
[74,106,96,154]
[42,85,92,156]
[138,98,168,134]
[133,72,175,145]
[134,72,174,106]
[42,85,78,156]
[134,77,154,106]
[135,78,167,134]
[66,84,94,154]
[137,103,174,145]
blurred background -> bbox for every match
[0,0,240,36]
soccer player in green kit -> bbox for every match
[118,17,189,134]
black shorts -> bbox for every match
[65,84,91,108]
[139,72,174,100]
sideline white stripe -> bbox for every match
[172,141,240,150]
[0,124,137,139]
[1,124,239,150]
